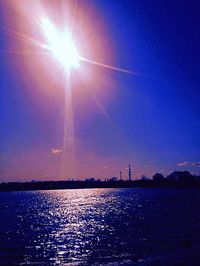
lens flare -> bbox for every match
[2,0,151,179]
[41,18,79,70]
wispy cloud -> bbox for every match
[177,161,190,167]
[177,161,200,167]
[192,162,200,167]
[51,148,62,155]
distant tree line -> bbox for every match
[0,171,200,191]
[85,170,200,188]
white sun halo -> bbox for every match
[41,18,79,70]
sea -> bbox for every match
[0,188,200,265]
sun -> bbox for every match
[41,18,80,70]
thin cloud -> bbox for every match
[177,161,200,167]
[51,148,62,155]
[192,162,200,167]
[177,162,190,167]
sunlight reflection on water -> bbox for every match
[1,188,200,265]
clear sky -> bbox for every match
[0,0,199,182]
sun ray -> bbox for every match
[80,56,155,79]
[0,50,49,56]
[0,24,45,50]
[78,73,110,120]
[61,72,76,179]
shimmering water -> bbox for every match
[0,188,200,265]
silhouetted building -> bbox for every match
[109,176,118,182]
[141,175,148,180]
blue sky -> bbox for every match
[0,0,199,181]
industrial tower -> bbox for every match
[119,171,122,180]
[128,164,132,181]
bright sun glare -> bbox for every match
[41,19,80,70]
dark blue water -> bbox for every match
[0,188,200,265]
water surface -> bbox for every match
[0,188,200,265]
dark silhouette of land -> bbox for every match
[0,171,200,192]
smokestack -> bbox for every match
[128,164,132,181]
[120,171,122,180]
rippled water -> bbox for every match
[0,188,200,265]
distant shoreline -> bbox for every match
[1,179,200,192]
